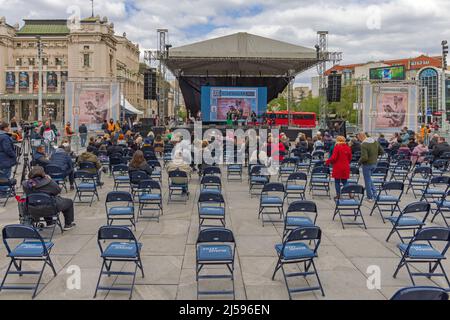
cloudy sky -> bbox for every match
[1,0,449,85]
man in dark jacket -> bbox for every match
[49,146,75,189]
[22,166,75,230]
[0,122,17,180]
[432,137,450,158]
[78,123,88,148]
[358,132,384,201]
[33,145,50,168]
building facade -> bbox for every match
[0,16,145,124]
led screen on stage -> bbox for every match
[201,87,267,122]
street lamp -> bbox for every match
[36,36,43,122]
[442,40,448,132]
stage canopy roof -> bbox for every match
[164,32,319,77]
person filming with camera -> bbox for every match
[0,122,18,180]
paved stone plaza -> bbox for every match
[0,168,448,300]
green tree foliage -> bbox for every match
[328,85,358,124]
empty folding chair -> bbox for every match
[137,180,163,222]
[272,226,325,299]
[143,151,158,162]
[129,170,151,198]
[0,225,57,299]
[111,164,130,191]
[198,191,226,230]
[347,166,360,185]
[73,171,100,206]
[105,191,136,230]
[296,153,312,174]
[249,165,270,197]
[390,286,449,300]
[371,167,389,192]
[44,165,68,193]
[109,154,126,173]
[311,151,325,165]
[406,166,432,198]
[196,228,236,299]
[309,166,331,198]
[370,181,404,223]
[333,184,366,229]
[390,160,412,183]
[227,163,243,181]
[386,202,430,243]
[393,227,450,288]
[420,176,450,207]
[258,183,285,226]
[200,175,222,194]
[283,201,318,239]
[431,190,450,227]
[0,179,16,207]
[284,172,307,202]
[148,160,163,183]
[278,157,297,181]
[168,169,189,203]
[94,226,144,300]
[432,159,449,177]
[203,166,221,178]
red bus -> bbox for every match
[264,111,317,128]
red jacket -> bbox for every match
[326,143,352,179]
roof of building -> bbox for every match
[17,19,70,36]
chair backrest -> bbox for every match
[79,161,96,170]
[282,157,297,165]
[430,176,450,185]
[147,160,162,168]
[249,165,264,176]
[311,166,329,176]
[383,181,404,192]
[203,166,221,176]
[287,200,317,214]
[169,170,188,179]
[350,167,360,175]
[413,166,432,176]
[377,161,390,169]
[262,182,285,193]
[287,172,307,183]
[197,228,235,244]
[372,167,388,176]
[402,202,430,215]
[129,170,150,185]
[112,164,129,174]
[395,160,412,170]
[286,226,322,244]
[74,170,96,180]
[201,175,222,187]
[2,225,48,255]
[198,191,225,204]
[341,184,365,196]
[97,226,136,242]
[441,152,450,160]
[138,179,161,192]
[44,165,64,176]
[106,191,133,204]
[413,227,450,243]
[391,286,449,300]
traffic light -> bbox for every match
[442,40,448,70]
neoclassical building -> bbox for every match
[0,15,148,123]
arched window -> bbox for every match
[419,68,439,113]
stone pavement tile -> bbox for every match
[315,245,358,272]
[234,219,280,236]
[331,236,398,258]
[235,235,280,257]
[313,270,387,300]
[50,234,93,255]
[240,257,277,286]
[143,219,190,236]
[106,284,178,300]
[244,284,291,300]
[139,234,187,256]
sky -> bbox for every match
[1,0,450,86]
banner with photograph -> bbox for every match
[5,72,15,90]
[65,82,120,130]
[47,72,57,90]
[19,72,29,89]
[375,92,408,129]
[33,72,40,92]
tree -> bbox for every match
[328,85,357,124]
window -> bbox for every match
[110,54,113,73]
[55,57,62,66]
[16,58,22,66]
[419,68,439,113]
[42,58,48,66]
[84,45,90,50]
[83,54,90,67]
[28,58,35,66]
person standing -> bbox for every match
[79,123,88,148]
[326,136,352,200]
[358,132,384,202]
[0,122,17,180]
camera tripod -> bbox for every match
[12,131,33,185]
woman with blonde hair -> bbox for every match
[326,136,352,200]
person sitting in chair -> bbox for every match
[22,166,76,230]
[33,145,50,168]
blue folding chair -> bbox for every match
[386,202,430,243]
[296,153,312,174]
[284,172,307,203]
[227,163,243,181]
[196,228,236,299]
[79,161,102,186]
[200,175,222,194]
[393,227,450,288]
[390,286,449,300]
[168,170,189,203]
[390,160,412,183]
[137,180,163,222]
[272,226,325,299]
[198,191,226,230]
[148,160,162,183]
[309,166,331,198]
[347,166,360,185]
[420,176,450,209]
[259,183,285,226]
[432,159,449,177]
[129,170,151,199]
[105,191,136,230]
[73,171,99,206]
[370,181,404,223]
[311,151,325,165]
[0,179,16,207]
[0,225,56,299]
[44,165,67,193]
[111,164,130,191]
[333,184,366,229]
[283,201,318,239]
[203,166,221,178]
[94,226,144,300]
[278,157,297,181]
[406,166,432,198]
[249,165,270,197]
[371,167,389,192]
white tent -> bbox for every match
[121,95,143,115]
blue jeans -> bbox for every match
[80,134,88,147]
[362,164,377,200]
[0,167,12,180]
[335,179,347,197]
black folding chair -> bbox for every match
[258,183,285,226]
[283,201,318,239]
[168,170,189,203]
[200,175,222,194]
[0,225,57,299]
[105,191,136,230]
[73,171,100,206]
[433,190,450,227]
[79,161,101,186]
[390,160,412,183]
[386,202,430,243]
[249,165,270,197]
[94,226,144,300]
[393,227,450,288]
[420,176,450,207]
[333,184,366,229]
[129,170,151,199]
[0,179,16,207]
[278,157,297,181]
[309,166,331,198]
[272,226,325,299]
[196,228,236,299]
[147,160,163,183]
[284,172,307,203]
[45,165,68,193]
[137,180,163,222]
[390,286,449,300]
[406,166,432,198]
[203,166,221,178]
[26,193,64,237]
[198,191,226,230]
[227,163,243,181]
[369,181,404,223]
[111,164,130,191]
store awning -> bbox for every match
[120,95,144,115]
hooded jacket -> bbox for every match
[0,131,17,169]
[49,148,73,173]
[359,138,384,165]
[76,152,101,173]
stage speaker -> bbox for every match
[140,118,155,127]
[144,69,157,100]
[327,73,342,103]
